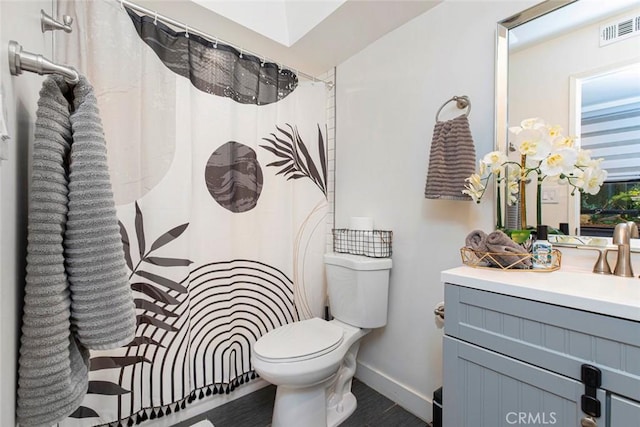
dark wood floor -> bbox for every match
[177,378,428,427]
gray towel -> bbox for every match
[17,75,136,427]
[464,229,495,267]
[424,115,476,200]
[486,230,532,269]
[465,229,488,252]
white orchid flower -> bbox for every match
[539,147,579,177]
[482,151,507,174]
[575,148,592,167]
[478,161,489,179]
[520,117,546,129]
[559,167,582,185]
[467,173,483,188]
[462,188,483,203]
[581,167,608,195]
[506,164,521,182]
[509,126,523,135]
[545,124,563,140]
[506,178,519,206]
[504,165,520,206]
[509,117,540,135]
[462,173,486,203]
[514,129,544,156]
[586,157,605,169]
[553,135,575,149]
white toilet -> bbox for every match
[252,253,392,427]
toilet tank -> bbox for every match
[324,253,392,328]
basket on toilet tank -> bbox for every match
[324,253,392,328]
[332,229,393,258]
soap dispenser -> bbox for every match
[532,225,553,269]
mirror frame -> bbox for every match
[494,0,577,228]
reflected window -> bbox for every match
[579,63,640,236]
[581,180,640,236]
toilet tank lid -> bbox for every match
[324,253,392,270]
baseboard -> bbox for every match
[355,361,432,423]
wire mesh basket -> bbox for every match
[460,247,561,272]
[332,229,393,258]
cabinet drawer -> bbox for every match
[444,284,640,400]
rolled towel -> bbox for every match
[465,230,489,252]
[486,230,532,268]
[465,229,497,266]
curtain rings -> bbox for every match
[153,11,158,25]
[435,95,471,122]
[185,24,189,38]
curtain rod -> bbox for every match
[119,0,334,88]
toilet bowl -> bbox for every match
[251,253,392,427]
[253,318,368,427]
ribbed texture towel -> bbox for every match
[465,229,488,252]
[424,115,476,200]
[486,230,532,268]
[17,75,136,427]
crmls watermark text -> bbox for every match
[505,412,557,425]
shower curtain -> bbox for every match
[55,1,328,425]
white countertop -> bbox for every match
[441,265,640,322]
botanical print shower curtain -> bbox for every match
[55,1,328,425]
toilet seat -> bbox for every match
[254,318,344,363]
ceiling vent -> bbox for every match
[600,13,640,46]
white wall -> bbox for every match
[0,2,52,426]
[509,7,640,233]
[335,0,537,421]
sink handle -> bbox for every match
[576,246,612,275]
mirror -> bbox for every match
[495,0,640,241]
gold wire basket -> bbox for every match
[460,247,561,272]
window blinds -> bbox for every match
[580,99,640,182]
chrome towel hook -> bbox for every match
[435,95,471,122]
[8,40,79,84]
[41,9,74,33]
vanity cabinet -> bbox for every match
[441,268,640,427]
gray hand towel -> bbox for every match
[465,229,488,252]
[424,115,477,200]
[17,75,136,427]
[486,230,532,268]
[464,229,496,267]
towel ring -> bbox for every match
[435,95,471,122]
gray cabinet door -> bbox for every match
[610,394,640,427]
[444,336,607,427]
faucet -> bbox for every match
[612,222,636,277]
